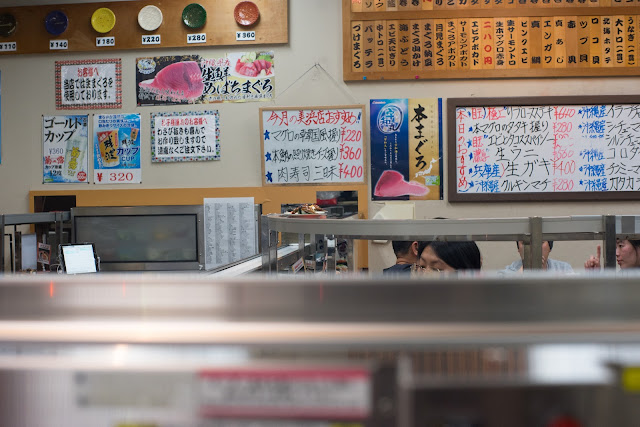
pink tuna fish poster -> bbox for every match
[136,52,274,106]
[370,99,443,201]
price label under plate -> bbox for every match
[236,31,256,41]
[187,33,206,44]
[49,40,68,50]
[141,35,161,45]
[0,42,16,52]
[96,37,115,47]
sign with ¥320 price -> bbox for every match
[260,105,366,185]
[93,113,141,184]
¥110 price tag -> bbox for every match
[49,40,68,50]
[0,42,16,52]
[236,31,256,41]
[141,35,161,45]
[187,33,206,43]
[96,37,115,47]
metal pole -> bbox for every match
[604,215,617,269]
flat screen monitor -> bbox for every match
[71,205,204,271]
[60,243,98,274]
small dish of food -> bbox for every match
[281,204,327,218]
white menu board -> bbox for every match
[204,197,257,270]
[260,105,366,185]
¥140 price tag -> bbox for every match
[187,33,206,43]
[96,37,115,47]
[142,35,161,45]
[236,31,256,41]
[49,40,68,50]
[0,42,16,51]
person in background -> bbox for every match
[501,240,573,274]
[584,240,640,270]
[383,240,419,274]
[415,240,482,272]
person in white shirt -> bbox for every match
[501,240,573,274]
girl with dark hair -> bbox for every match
[585,239,640,270]
[415,240,482,272]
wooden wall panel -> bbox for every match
[0,0,287,55]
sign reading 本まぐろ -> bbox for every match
[260,106,366,185]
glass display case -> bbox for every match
[1,273,640,426]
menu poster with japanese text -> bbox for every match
[151,111,220,163]
[261,106,366,185]
[55,59,122,110]
[93,114,141,185]
[42,115,89,184]
[203,197,257,270]
[370,99,443,201]
[453,100,640,201]
[136,52,274,106]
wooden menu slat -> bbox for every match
[530,17,543,67]
[625,15,637,66]
[363,21,375,72]
[590,15,603,66]
[495,17,507,68]
[434,19,447,68]
[602,15,614,66]
[612,14,625,66]
[505,17,517,68]
[423,19,435,69]
[387,20,399,71]
[542,17,555,68]
[555,16,567,67]
[410,20,423,71]
[566,15,579,67]
[481,18,495,68]
[519,17,530,67]
[375,20,388,71]
[398,20,412,71]
[470,18,483,68]
[458,18,470,68]
[446,19,459,69]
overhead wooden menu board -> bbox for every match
[342,0,640,80]
[0,0,287,55]
[448,95,640,202]
[260,106,366,186]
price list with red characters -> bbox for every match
[451,97,640,201]
[260,106,366,185]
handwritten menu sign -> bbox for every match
[448,96,640,202]
[260,106,366,185]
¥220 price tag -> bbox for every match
[142,35,161,45]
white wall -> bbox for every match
[0,0,636,272]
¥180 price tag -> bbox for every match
[0,42,16,51]
[236,31,256,41]
[49,40,68,50]
[96,37,115,47]
[187,33,206,43]
[142,35,161,45]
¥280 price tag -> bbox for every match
[96,37,115,47]
[187,33,206,44]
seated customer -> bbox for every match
[585,240,640,270]
[383,240,419,274]
[415,240,482,272]
[501,240,573,274]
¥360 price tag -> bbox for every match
[236,31,256,41]
[96,37,115,47]
[0,42,16,52]
[49,40,68,50]
[187,33,206,44]
[141,35,161,45]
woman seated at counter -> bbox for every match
[413,240,482,273]
[585,240,640,270]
